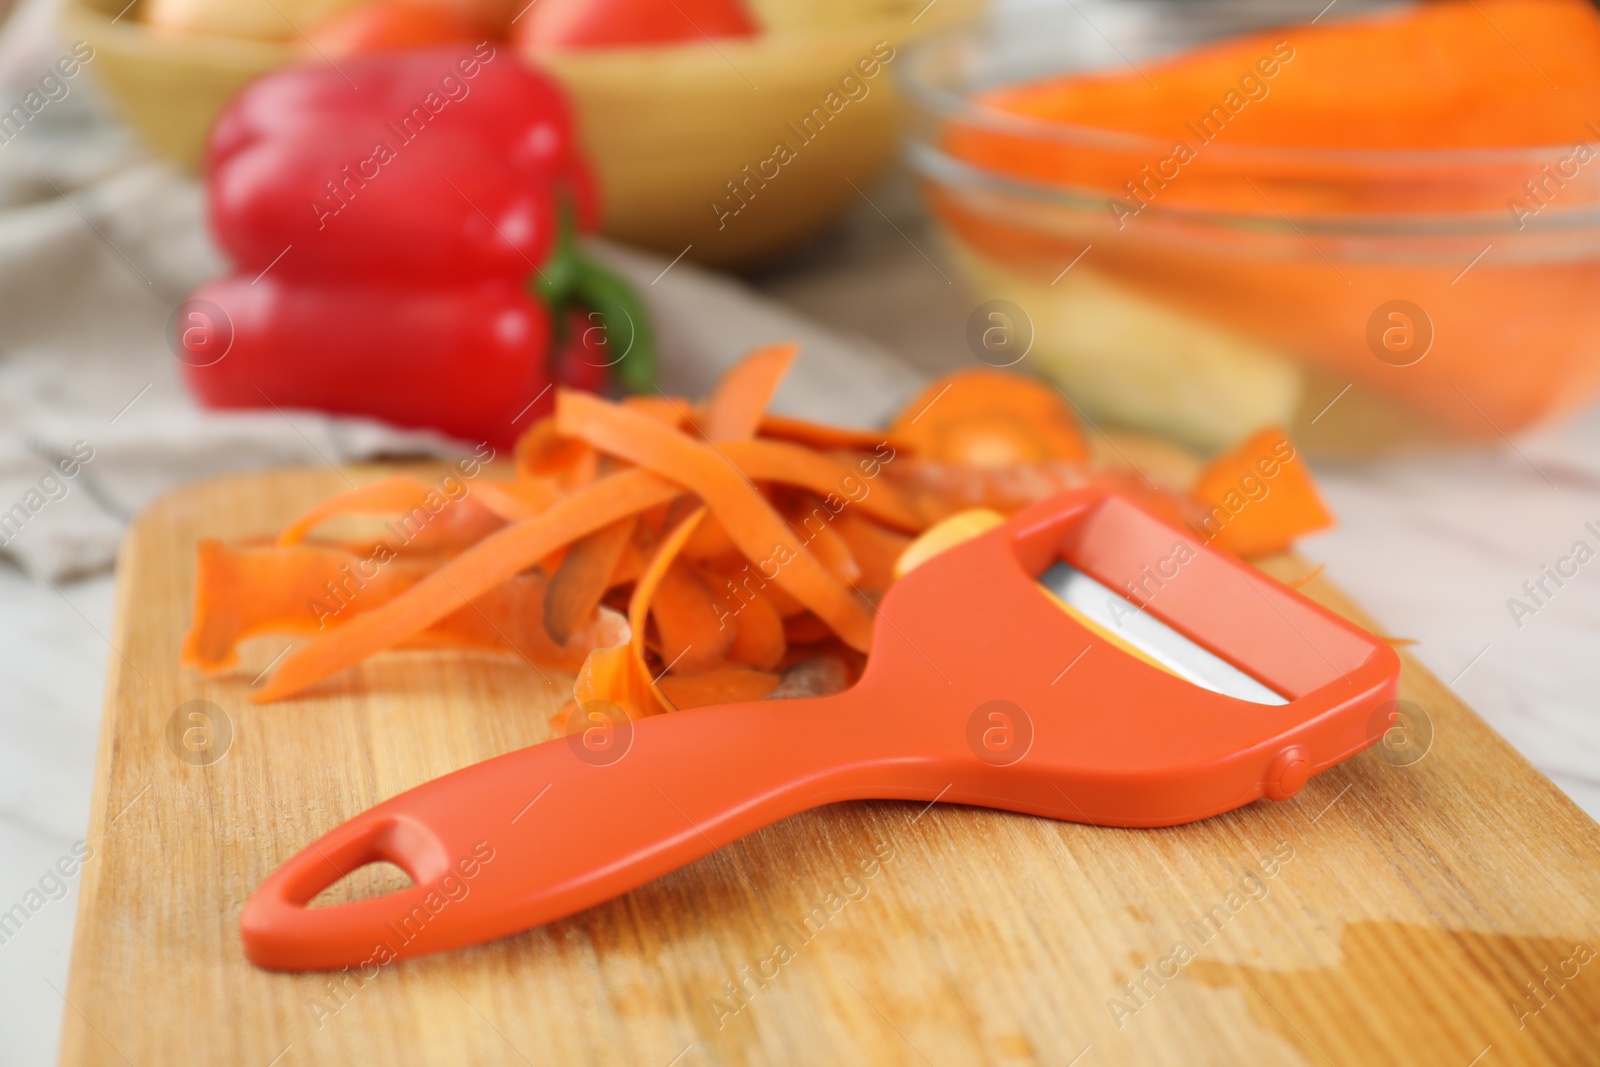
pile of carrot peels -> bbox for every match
[181,345,1333,722]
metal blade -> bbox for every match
[1039,562,1287,706]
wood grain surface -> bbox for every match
[59,467,1600,1066]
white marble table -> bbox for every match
[0,569,114,1067]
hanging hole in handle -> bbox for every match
[272,812,453,911]
[307,861,416,909]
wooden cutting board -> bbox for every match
[60,467,1600,1067]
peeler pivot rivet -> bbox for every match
[1263,747,1310,801]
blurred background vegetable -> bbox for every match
[177,45,651,443]
[514,0,758,50]
[303,1,481,55]
[64,0,978,264]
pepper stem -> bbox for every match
[535,200,656,394]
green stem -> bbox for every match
[534,202,582,308]
[569,254,656,394]
[532,200,656,394]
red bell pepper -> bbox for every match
[179,44,650,451]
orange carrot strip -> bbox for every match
[503,509,708,733]
[557,390,875,651]
[1190,428,1333,558]
[522,431,923,533]
[627,507,710,714]
[649,559,736,673]
[277,475,433,545]
[721,439,923,532]
[707,555,806,618]
[571,644,630,709]
[277,474,508,548]
[759,415,901,454]
[565,641,654,729]
[701,342,799,441]
[514,417,598,487]
[622,395,690,427]
[609,528,650,588]
[253,468,683,702]
[182,541,624,676]
[658,666,780,709]
[680,512,738,563]
[892,369,1089,466]
[182,540,428,671]
[725,581,786,671]
[425,575,627,672]
[783,613,834,645]
[556,508,707,729]
[795,513,861,586]
[472,479,561,521]
[833,511,914,592]
[285,441,918,555]
[542,517,636,645]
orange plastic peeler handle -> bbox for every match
[240,690,916,971]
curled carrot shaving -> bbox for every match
[183,540,426,671]
[680,512,738,563]
[892,369,1089,467]
[184,540,623,675]
[783,613,833,645]
[650,559,736,673]
[627,506,710,716]
[758,414,902,454]
[564,643,650,731]
[702,342,798,441]
[725,585,786,671]
[252,468,683,702]
[1190,428,1333,558]
[277,475,431,545]
[472,480,561,521]
[609,529,650,588]
[543,517,636,646]
[557,390,876,652]
[514,419,598,487]
[659,666,780,709]
[277,473,507,550]
[706,554,805,618]
[783,501,860,586]
[621,395,690,427]
[833,510,913,593]
[722,439,921,531]
[417,575,627,671]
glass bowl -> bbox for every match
[900,0,1600,453]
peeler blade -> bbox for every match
[1038,562,1288,706]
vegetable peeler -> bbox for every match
[241,486,1399,971]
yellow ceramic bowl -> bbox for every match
[62,0,978,266]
